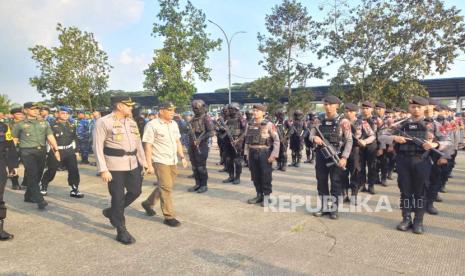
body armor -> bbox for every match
[245,120,270,146]
[318,116,342,148]
[397,120,428,154]
[227,117,242,137]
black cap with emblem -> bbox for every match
[375,102,386,109]
[159,101,176,110]
[322,95,342,105]
[361,101,374,108]
[23,102,40,109]
[344,103,359,112]
[10,107,23,114]
[409,96,429,106]
[111,96,136,106]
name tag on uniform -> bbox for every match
[325,121,333,126]
[409,125,418,129]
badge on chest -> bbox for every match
[408,124,418,130]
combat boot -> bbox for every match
[141,201,156,216]
[0,220,14,241]
[247,194,264,204]
[412,210,425,234]
[70,186,84,198]
[188,178,201,192]
[426,200,438,215]
[232,175,240,185]
[396,209,412,231]
[313,197,327,217]
[368,184,375,195]
[196,186,208,193]
[260,195,272,207]
[295,158,301,168]
[222,173,234,183]
[116,227,136,245]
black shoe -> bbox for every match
[187,185,201,192]
[37,200,48,210]
[232,178,240,185]
[12,185,22,190]
[343,195,350,203]
[434,194,443,202]
[247,195,264,204]
[103,208,117,227]
[426,201,438,215]
[368,185,375,195]
[116,227,135,245]
[164,218,181,227]
[0,220,14,241]
[260,195,272,207]
[222,177,234,183]
[40,187,48,196]
[412,221,424,234]
[141,201,156,216]
[329,212,339,220]
[396,217,412,231]
[196,186,208,193]
[70,189,84,198]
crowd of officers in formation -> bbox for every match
[0,95,463,244]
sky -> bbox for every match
[1,0,465,105]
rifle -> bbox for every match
[186,123,204,154]
[215,119,238,155]
[396,129,444,158]
[313,126,346,170]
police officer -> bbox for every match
[309,96,352,219]
[274,108,291,171]
[304,112,316,164]
[94,96,147,244]
[390,96,451,234]
[215,106,229,172]
[289,110,306,167]
[245,104,280,206]
[222,103,246,184]
[187,100,214,193]
[359,101,378,194]
[77,111,91,164]
[343,103,375,204]
[12,102,60,210]
[0,119,19,240]
[40,106,83,198]
[243,110,253,167]
[8,107,23,190]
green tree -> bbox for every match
[0,94,12,113]
[287,87,315,115]
[144,0,221,108]
[29,23,111,111]
[319,0,465,106]
[249,76,285,115]
[258,0,323,106]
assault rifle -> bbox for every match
[396,129,444,159]
[314,126,346,170]
[215,119,238,155]
[186,123,204,154]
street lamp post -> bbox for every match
[208,20,245,104]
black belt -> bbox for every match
[103,147,137,157]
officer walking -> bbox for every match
[274,108,291,171]
[40,106,83,198]
[245,104,280,206]
[12,102,60,209]
[389,96,451,234]
[186,100,214,193]
[309,96,352,219]
[289,110,306,167]
[77,111,91,164]
[8,107,23,190]
[94,96,147,244]
[0,118,19,240]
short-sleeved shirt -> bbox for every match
[142,118,181,165]
[93,113,147,172]
[12,117,52,148]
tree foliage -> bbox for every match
[29,23,111,110]
[258,0,323,106]
[249,76,285,115]
[144,0,221,108]
[319,0,465,106]
[0,94,12,113]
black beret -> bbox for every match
[428,98,439,106]
[344,103,359,112]
[375,102,386,108]
[361,101,374,108]
[252,104,267,111]
[385,108,394,114]
[23,102,40,109]
[159,101,176,110]
[10,107,23,114]
[322,95,341,104]
[111,96,135,106]
[409,96,429,106]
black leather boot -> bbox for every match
[0,220,14,241]
[412,208,425,234]
[116,226,136,244]
[247,194,264,204]
[426,200,438,215]
[222,174,234,183]
[397,208,412,231]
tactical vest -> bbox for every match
[227,117,242,137]
[318,116,341,148]
[245,120,270,146]
[397,120,428,154]
[191,114,206,135]
[292,120,304,136]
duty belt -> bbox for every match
[103,147,137,157]
[58,144,74,150]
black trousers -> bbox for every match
[188,143,209,187]
[107,167,142,228]
[0,160,8,220]
[427,162,447,201]
[277,142,288,164]
[396,154,431,212]
[41,149,80,188]
[290,138,303,160]
[344,146,361,191]
[315,149,344,200]
[224,143,242,178]
[21,148,46,203]
[359,143,378,186]
[249,148,273,196]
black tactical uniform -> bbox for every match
[0,122,19,240]
[222,103,246,185]
[215,106,229,172]
[303,113,316,164]
[243,110,253,167]
[187,100,214,193]
[359,101,378,194]
[392,97,451,234]
[289,110,306,167]
[309,96,353,219]
[40,107,83,198]
[274,109,291,171]
[245,104,280,206]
